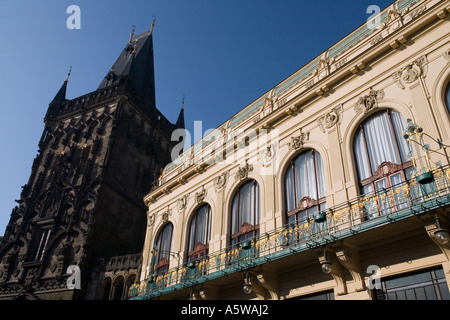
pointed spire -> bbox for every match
[176,95,185,129]
[52,67,71,103]
[64,66,72,82]
[128,25,135,46]
[150,16,156,35]
[98,25,156,107]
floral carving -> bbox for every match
[195,186,207,204]
[289,129,309,150]
[392,56,427,90]
[213,171,229,192]
[354,88,385,114]
[317,104,343,132]
[177,194,189,211]
[235,161,253,181]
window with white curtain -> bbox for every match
[231,180,260,246]
[354,109,414,196]
[285,149,326,224]
[188,204,211,262]
[153,223,173,276]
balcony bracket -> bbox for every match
[335,241,366,292]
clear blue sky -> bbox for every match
[0,0,393,234]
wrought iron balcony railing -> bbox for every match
[129,165,450,300]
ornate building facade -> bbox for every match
[130,0,450,300]
[0,27,183,300]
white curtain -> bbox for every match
[285,150,326,212]
[354,131,371,180]
[365,112,401,172]
[285,167,295,212]
[306,153,317,200]
[390,111,410,162]
[295,154,307,201]
[231,195,239,234]
[232,180,260,232]
[355,110,409,179]
[188,215,196,250]
[315,152,326,199]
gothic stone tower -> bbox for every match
[0,28,183,300]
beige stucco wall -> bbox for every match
[138,0,450,299]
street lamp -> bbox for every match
[321,247,332,274]
[403,119,449,184]
[243,272,252,294]
[433,215,450,245]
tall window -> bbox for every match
[231,180,260,246]
[153,223,173,276]
[188,204,211,262]
[354,109,413,195]
[28,227,51,262]
[285,149,326,224]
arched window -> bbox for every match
[285,149,326,224]
[153,223,173,276]
[231,180,260,246]
[188,204,212,262]
[354,109,413,195]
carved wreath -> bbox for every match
[317,104,343,132]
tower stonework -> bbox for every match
[0,29,180,300]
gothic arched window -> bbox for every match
[285,149,326,224]
[188,204,212,262]
[354,109,413,196]
[231,180,260,246]
[153,223,173,276]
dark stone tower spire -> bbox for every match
[98,24,156,110]
[176,96,185,130]
[0,26,178,300]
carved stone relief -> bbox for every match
[195,187,207,204]
[288,129,309,150]
[161,209,171,223]
[177,194,189,211]
[235,161,253,181]
[147,214,155,227]
[213,171,229,192]
[392,56,428,90]
[317,104,343,133]
[354,88,385,114]
[443,48,450,61]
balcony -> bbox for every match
[129,165,450,300]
